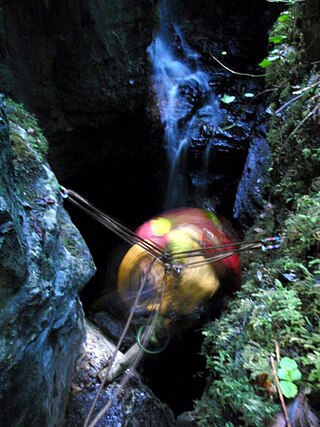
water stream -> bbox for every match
[148,0,222,209]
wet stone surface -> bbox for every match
[64,322,176,427]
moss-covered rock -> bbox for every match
[196,2,320,425]
[0,95,96,426]
[5,97,49,161]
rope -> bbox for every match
[84,257,160,427]
[60,186,281,269]
[60,186,164,258]
[85,260,168,427]
[136,325,170,355]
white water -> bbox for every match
[148,1,221,208]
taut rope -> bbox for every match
[60,186,281,268]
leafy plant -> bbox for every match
[221,94,236,104]
[277,357,302,398]
[196,2,320,424]
[258,9,294,69]
[269,35,287,44]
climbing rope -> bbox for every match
[60,186,281,270]
[59,186,163,258]
[84,259,167,427]
[170,237,281,269]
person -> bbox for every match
[118,207,241,333]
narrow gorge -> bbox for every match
[0,0,319,426]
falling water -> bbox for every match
[148,0,222,209]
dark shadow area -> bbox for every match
[60,110,166,309]
[142,328,207,416]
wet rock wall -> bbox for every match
[0,0,157,131]
[0,96,95,426]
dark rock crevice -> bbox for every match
[0,0,285,423]
[55,0,281,419]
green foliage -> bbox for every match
[195,372,278,427]
[196,240,320,424]
[221,94,236,104]
[301,351,320,384]
[282,192,320,257]
[196,185,320,422]
[258,58,273,68]
[196,125,320,423]
[258,8,297,70]
[279,381,297,398]
[269,35,287,45]
[262,3,320,212]
[277,357,302,398]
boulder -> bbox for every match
[0,95,96,426]
[64,321,176,427]
[302,0,320,62]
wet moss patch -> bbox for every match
[195,2,320,425]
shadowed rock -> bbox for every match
[0,96,96,426]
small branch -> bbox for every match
[275,79,320,115]
[252,87,282,99]
[292,79,320,95]
[270,356,292,427]
[275,341,281,363]
[210,53,265,78]
[275,91,308,115]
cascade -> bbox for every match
[148,0,222,209]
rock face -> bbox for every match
[233,137,271,229]
[302,0,320,62]
[0,0,157,133]
[0,96,96,426]
[65,321,176,427]
[0,0,159,181]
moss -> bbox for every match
[263,5,320,213]
[4,97,48,162]
[10,132,37,162]
[196,2,320,425]
[60,220,86,259]
[196,191,320,425]
[60,232,82,258]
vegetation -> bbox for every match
[196,2,320,425]
[4,97,48,162]
[277,357,302,399]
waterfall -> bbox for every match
[148,0,222,209]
